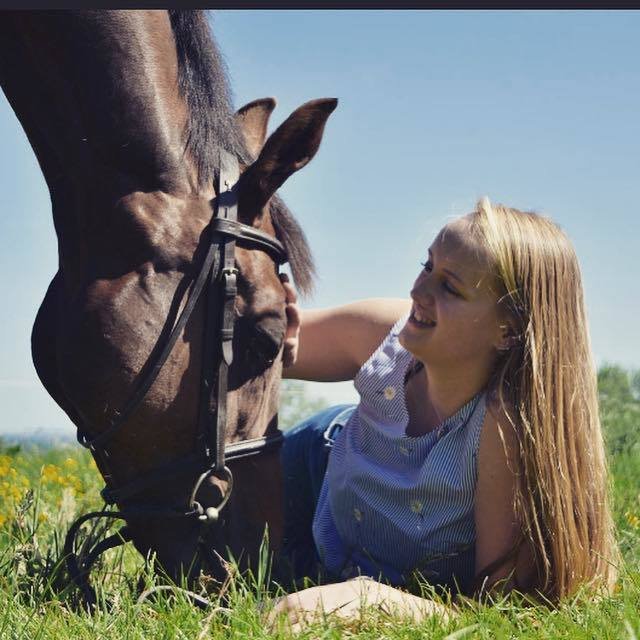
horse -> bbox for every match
[0,9,336,602]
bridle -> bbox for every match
[64,149,288,608]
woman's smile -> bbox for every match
[407,304,436,329]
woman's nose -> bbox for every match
[411,276,435,306]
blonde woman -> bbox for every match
[273,198,618,623]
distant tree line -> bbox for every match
[598,365,640,456]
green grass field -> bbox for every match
[0,369,638,639]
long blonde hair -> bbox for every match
[468,197,618,601]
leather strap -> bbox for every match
[214,149,239,471]
[210,217,286,263]
[100,432,284,506]
[76,241,220,452]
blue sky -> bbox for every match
[1,11,639,435]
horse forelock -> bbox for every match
[168,9,315,295]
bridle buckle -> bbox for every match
[221,267,238,301]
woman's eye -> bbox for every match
[420,261,459,297]
[443,282,459,296]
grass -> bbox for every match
[0,369,639,639]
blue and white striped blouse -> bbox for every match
[312,314,487,593]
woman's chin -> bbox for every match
[398,322,431,356]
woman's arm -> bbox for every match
[474,400,537,593]
[267,577,452,632]
[283,296,411,382]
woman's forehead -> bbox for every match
[432,219,486,263]
[430,220,497,291]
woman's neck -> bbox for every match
[416,358,493,430]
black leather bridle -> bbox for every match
[64,149,288,608]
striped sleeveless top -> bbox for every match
[312,314,487,593]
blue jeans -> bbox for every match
[280,404,356,584]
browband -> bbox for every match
[210,217,287,264]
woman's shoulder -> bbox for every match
[479,392,520,467]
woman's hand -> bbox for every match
[267,577,451,632]
[280,273,300,368]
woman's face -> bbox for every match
[398,220,507,371]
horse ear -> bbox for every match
[240,98,338,209]
[235,97,277,159]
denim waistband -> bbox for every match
[323,405,357,449]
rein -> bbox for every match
[64,149,288,608]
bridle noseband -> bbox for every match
[64,149,288,608]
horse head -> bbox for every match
[0,10,335,600]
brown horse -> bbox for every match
[0,9,336,596]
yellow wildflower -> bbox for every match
[625,511,640,529]
[42,464,62,484]
[0,456,11,477]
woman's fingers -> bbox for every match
[280,273,300,368]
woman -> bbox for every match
[273,197,618,623]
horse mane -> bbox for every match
[168,10,315,295]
